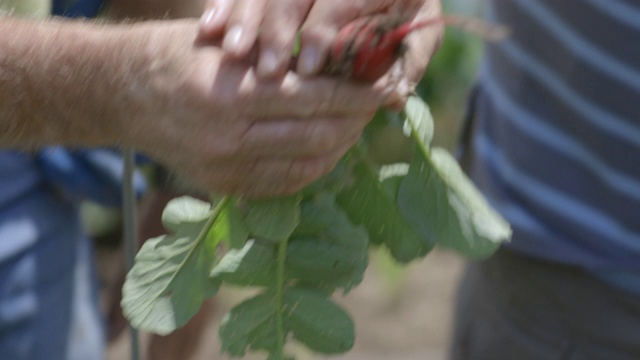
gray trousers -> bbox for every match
[449,248,640,360]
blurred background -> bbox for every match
[100,0,488,359]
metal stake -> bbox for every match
[122,149,140,360]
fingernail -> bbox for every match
[223,25,244,53]
[200,8,216,29]
[297,46,320,76]
[258,49,279,76]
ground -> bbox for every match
[104,248,465,360]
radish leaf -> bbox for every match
[400,134,511,257]
[121,198,230,335]
[245,194,302,243]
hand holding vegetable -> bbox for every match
[0,18,392,197]
[198,0,442,101]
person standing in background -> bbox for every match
[451,1,640,359]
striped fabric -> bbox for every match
[468,0,640,292]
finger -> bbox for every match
[402,2,443,83]
[198,0,234,41]
[385,1,443,108]
[206,141,357,197]
[256,0,314,78]
[239,72,393,118]
[222,0,268,57]
[297,0,398,76]
[238,115,372,158]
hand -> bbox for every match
[198,0,315,77]
[119,20,391,197]
[198,0,442,104]
[297,0,443,107]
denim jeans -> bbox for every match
[0,192,104,360]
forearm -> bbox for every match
[0,18,147,148]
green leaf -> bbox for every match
[161,196,211,232]
[121,224,220,335]
[291,194,338,237]
[336,160,433,263]
[208,200,249,250]
[398,148,511,258]
[244,194,303,243]
[285,237,365,290]
[210,240,276,287]
[302,160,348,197]
[219,293,277,356]
[364,110,415,166]
[284,288,355,354]
[122,197,231,335]
[403,95,434,147]
[287,197,368,291]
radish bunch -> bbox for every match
[326,14,442,82]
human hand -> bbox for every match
[198,0,442,104]
[118,20,391,197]
[296,0,442,108]
[198,0,314,77]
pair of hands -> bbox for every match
[199,0,441,81]
[127,0,441,197]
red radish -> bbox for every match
[326,15,443,82]
[326,14,509,82]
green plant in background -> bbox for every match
[0,0,51,17]
[122,95,511,360]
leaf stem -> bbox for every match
[404,108,431,160]
[274,236,288,359]
[198,196,231,246]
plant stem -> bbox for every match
[404,109,431,159]
[274,236,289,359]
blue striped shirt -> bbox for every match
[52,0,103,17]
[469,0,640,293]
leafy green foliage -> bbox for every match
[404,95,435,146]
[219,287,354,357]
[210,240,276,287]
[337,161,432,263]
[161,196,211,232]
[400,103,512,258]
[398,148,511,258]
[284,288,354,354]
[287,197,368,291]
[122,95,511,358]
[215,201,250,249]
[244,194,302,243]
[121,197,229,335]
[219,293,278,356]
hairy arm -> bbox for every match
[0,18,145,148]
[0,16,391,195]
